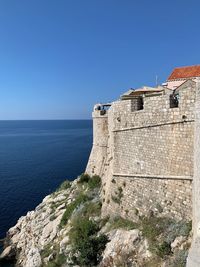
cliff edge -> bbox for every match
[0,174,192,267]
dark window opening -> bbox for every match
[100,110,106,115]
[131,96,144,112]
[137,96,144,110]
[170,93,179,108]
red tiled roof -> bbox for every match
[168,65,200,80]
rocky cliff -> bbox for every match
[0,174,192,267]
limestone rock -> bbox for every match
[25,247,42,267]
[171,236,187,251]
[100,229,151,267]
[0,246,13,259]
[0,180,76,267]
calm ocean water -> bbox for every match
[0,120,92,241]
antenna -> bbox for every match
[156,75,158,87]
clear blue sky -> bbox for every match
[0,0,199,119]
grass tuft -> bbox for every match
[56,180,71,191]
[60,193,89,227]
[108,216,138,231]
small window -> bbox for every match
[131,96,144,111]
[100,110,106,115]
[137,96,144,110]
[170,93,179,108]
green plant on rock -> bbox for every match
[78,173,91,184]
[88,175,101,189]
[141,216,173,243]
[140,216,174,257]
[45,253,66,267]
[50,199,67,214]
[111,186,123,204]
[140,215,191,259]
[49,214,57,221]
[170,249,188,267]
[81,201,102,218]
[78,173,101,190]
[111,195,120,204]
[56,180,71,191]
[41,243,52,259]
[156,241,172,258]
[60,193,89,227]
[165,220,192,244]
[108,216,138,231]
[42,243,66,267]
[69,217,108,267]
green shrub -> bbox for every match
[42,243,66,267]
[45,254,66,267]
[140,216,177,258]
[70,217,99,240]
[156,241,172,258]
[81,201,102,217]
[165,220,192,244]
[139,216,192,260]
[46,263,57,267]
[55,254,66,266]
[57,180,71,191]
[109,216,138,231]
[111,195,120,204]
[69,218,108,266]
[111,187,123,204]
[60,193,89,227]
[141,216,173,243]
[41,244,52,259]
[78,173,90,183]
[180,220,192,236]
[88,175,101,189]
[170,249,188,267]
[50,200,66,213]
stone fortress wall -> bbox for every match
[86,110,109,177]
[86,80,196,221]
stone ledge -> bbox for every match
[113,173,193,180]
[113,119,194,132]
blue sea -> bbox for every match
[0,120,92,241]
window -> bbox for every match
[137,96,144,110]
[131,96,144,111]
[170,93,179,108]
[100,110,106,115]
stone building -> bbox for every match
[86,65,200,266]
[164,65,200,89]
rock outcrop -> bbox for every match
[0,175,192,267]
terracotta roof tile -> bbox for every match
[168,65,200,80]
